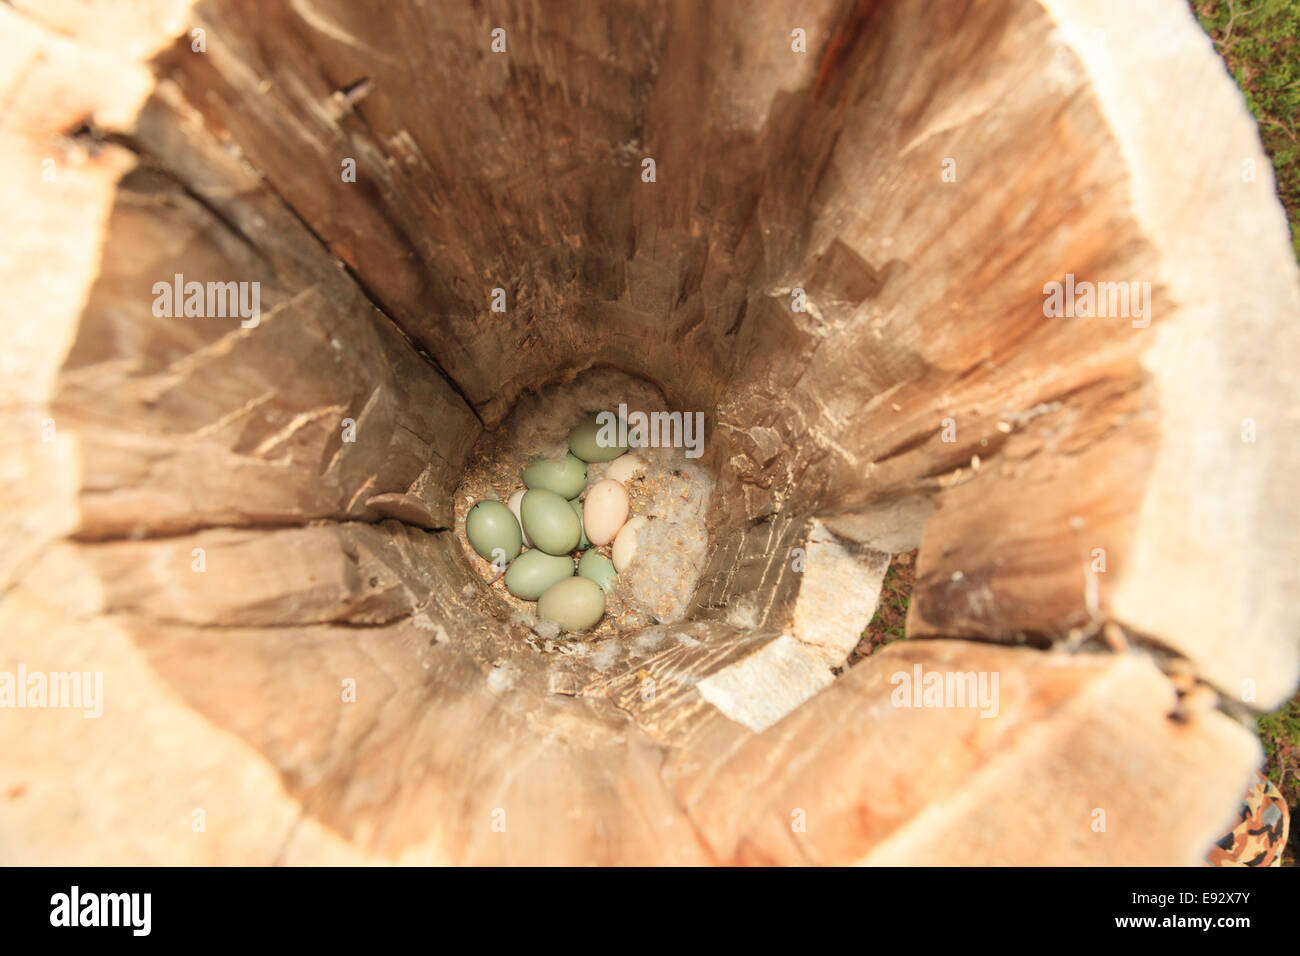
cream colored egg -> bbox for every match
[604,453,645,485]
[507,488,532,547]
[611,515,647,572]
[582,478,629,546]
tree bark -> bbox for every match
[1,0,1296,864]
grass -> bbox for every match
[1254,695,1300,864]
[1194,0,1300,868]
[834,549,916,672]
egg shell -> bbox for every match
[567,413,628,463]
[604,453,645,484]
[537,576,606,631]
[582,478,630,546]
[520,488,581,555]
[577,550,617,592]
[522,454,587,499]
[611,515,648,572]
[569,497,590,549]
[465,500,522,563]
[504,549,575,600]
[507,489,532,547]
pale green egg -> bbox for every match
[522,454,587,499]
[576,550,617,592]
[520,488,581,555]
[537,576,606,631]
[504,549,575,600]
[570,497,590,549]
[465,500,522,563]
[567,412,628,463]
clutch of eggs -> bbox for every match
[464,412,653,632]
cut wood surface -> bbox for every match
[1,0,1297,865]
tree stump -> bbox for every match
[2,0,1297,864]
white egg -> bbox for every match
[583,478,629,546]
[612,515,647,572]
[507,488,532,547]
[604,453,645,484]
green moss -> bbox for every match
[1257,695,1300,785]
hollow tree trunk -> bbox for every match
[2,0,1297,865]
